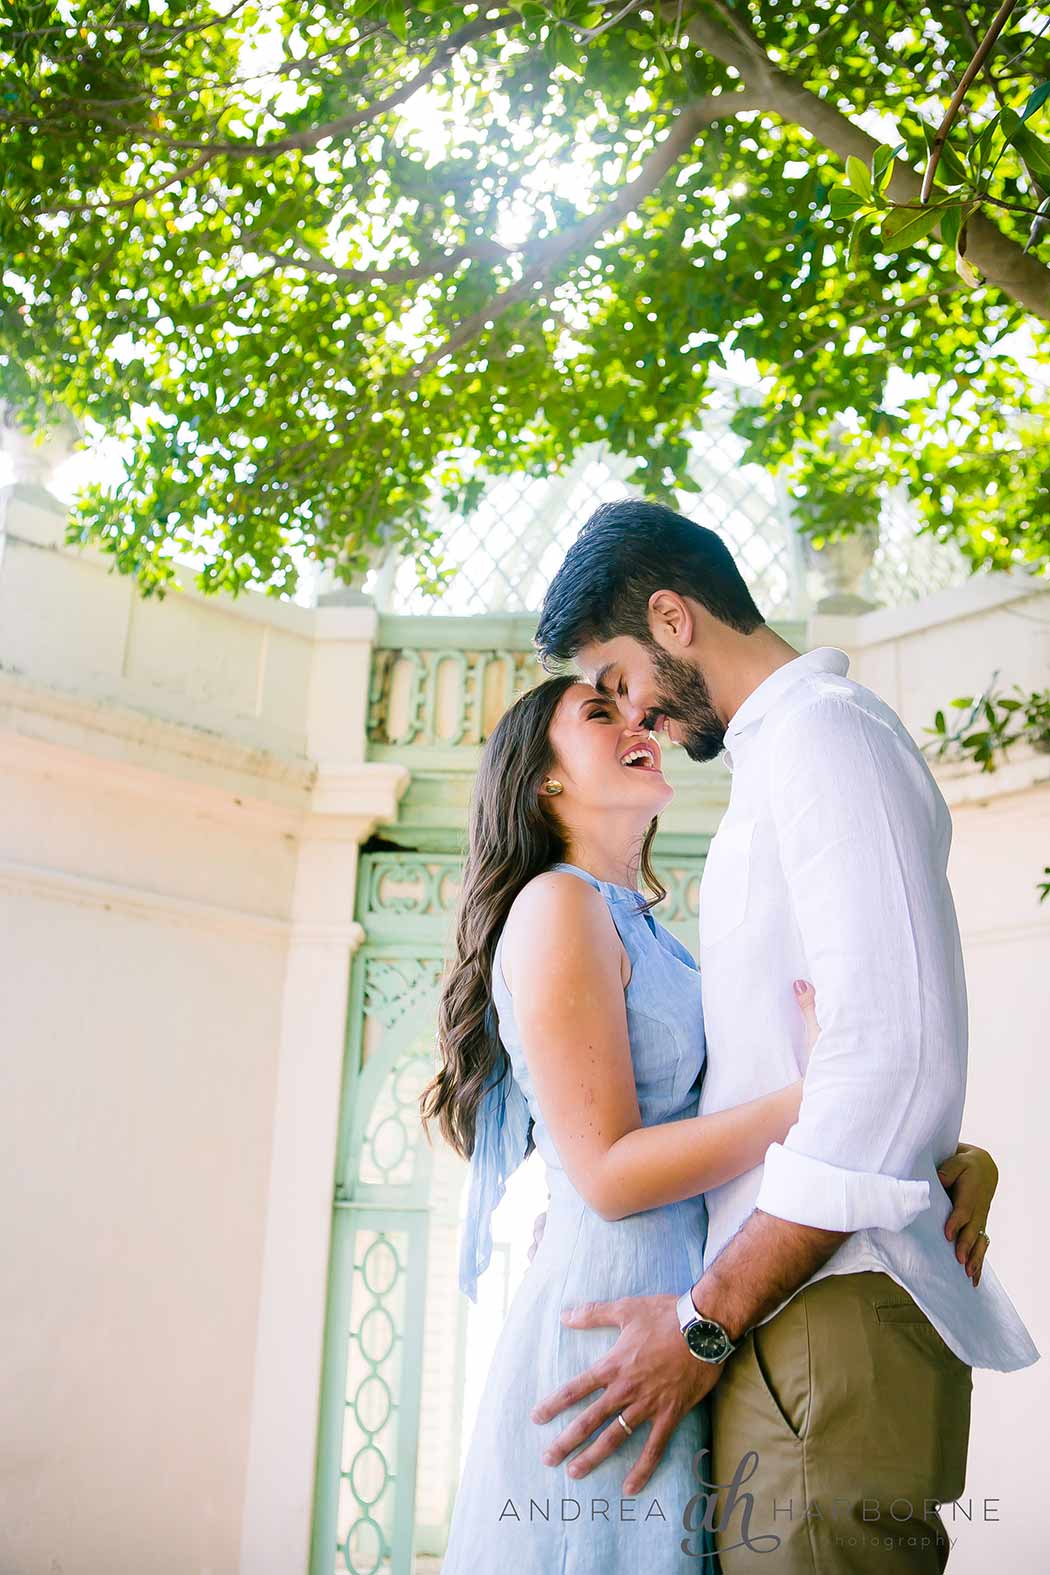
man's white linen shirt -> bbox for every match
[695,647,1038,1371]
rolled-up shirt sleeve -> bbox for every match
[753,693,963,1233]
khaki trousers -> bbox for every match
[708,1270,972,1573]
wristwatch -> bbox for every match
[676,1288,737,1364]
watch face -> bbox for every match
[685,1317,730,1362]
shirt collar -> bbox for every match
[721,647,850,768]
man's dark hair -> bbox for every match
[534,498,765,667]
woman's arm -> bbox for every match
[502,872,803,1222]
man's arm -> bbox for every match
[688,693,956,1336]
[687,1213,847,1342]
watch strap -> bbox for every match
[676,1288,699,1333]
[676,1288,737,1360]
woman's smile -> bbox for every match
[619,740,662,772]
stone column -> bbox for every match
[239,602,409,1575]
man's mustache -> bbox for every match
[641,703,711,731]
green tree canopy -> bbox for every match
[3,0,1050,596]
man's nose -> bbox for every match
[619,698,649,730]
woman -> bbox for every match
[421,675,997,1575]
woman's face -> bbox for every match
[545,682,674,820]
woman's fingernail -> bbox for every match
[793,979,807,996]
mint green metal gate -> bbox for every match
[310,854,461,1575]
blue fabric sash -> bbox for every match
[457,1034,533,1303]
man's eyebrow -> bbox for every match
[593,663,615,696]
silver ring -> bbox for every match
[977,1229,989,1242]
[616,1411,633,1437]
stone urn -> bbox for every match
[1,403,82,489]
[801,522,881,615]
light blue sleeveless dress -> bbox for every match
[442,862,717,1573]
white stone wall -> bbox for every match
[0,471,405,1575]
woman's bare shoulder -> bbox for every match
[506,868,605,926]
[501,870,616,988]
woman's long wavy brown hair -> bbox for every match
[420,674,665,1162]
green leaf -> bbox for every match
[968,112,1002,177]
[1018,81,1050,124]
[956,246,981,288]
[847,214,867,267]
[872,141,906,196]
[828,185,865,219]
[1025,191,1050,252]
[544,25,581,69]
[938,203,965,256]
[1008,125,1050,180]
[385,2,407,42]
[880,202,943,252]
[845,155,872,201]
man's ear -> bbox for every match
[648,590,694,649]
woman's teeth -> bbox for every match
[621,747,654,768]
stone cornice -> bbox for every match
[0,669,410,836]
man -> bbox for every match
[527,500,1037,1571]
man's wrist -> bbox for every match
[687,1275,748,1346]
[677,1286,737,1363]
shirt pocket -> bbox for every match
[698,813,756,947]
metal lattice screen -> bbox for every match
[365,379,971,619]
[869,484,971,606]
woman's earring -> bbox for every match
[543,779,563,796]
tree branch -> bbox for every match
[39,150,216,217]
[410,88,763,376]
[556,0,647,41]
[264,236,514,285]
[786,283,965,369]
[135,13,516,158]
[679,0,1050,321]
[921,0,1020,202]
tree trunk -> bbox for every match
[680,2,1050,322]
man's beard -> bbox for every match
[646,645,725,763]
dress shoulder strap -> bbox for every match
[548,860,604,891]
